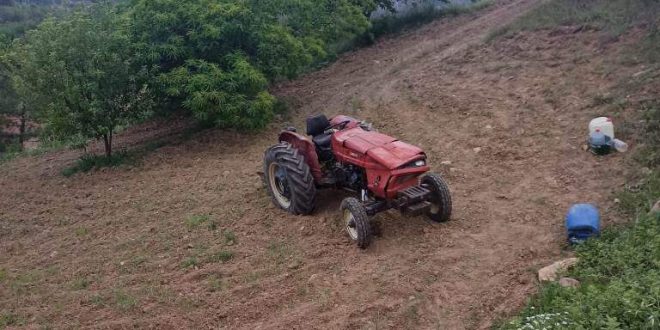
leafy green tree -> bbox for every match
[130,0,375,130]
[4,5,152,157]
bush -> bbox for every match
[129,0,372,129]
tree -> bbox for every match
[4,4,152,157]
[129,0,374,130]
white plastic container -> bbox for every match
[589,117,615,139]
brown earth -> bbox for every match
[0,0,653,329]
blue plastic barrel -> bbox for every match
[566,204,600,244]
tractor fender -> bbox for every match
[278,131,323,182]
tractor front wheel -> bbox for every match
[263,143,316,215]
[421,173,452,222]
[340,197,372,249]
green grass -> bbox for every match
[209,250,234,263]
[61,151,133,177]
[223,230,237,246]
[500,212,660,329]
[0,138,67,164]
[113,290,138,311]
[485,0,660,42]
[70,276,90,290]
[0,313,23,327]
[370,0,493,40]
[207,275,223,292]
[74,227,88,237]
[185,214,210,230]
[181,257,198,269]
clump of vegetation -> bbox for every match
[113,290,138,311]
[61,152,132,177]
[181,257,198,269]
[185,214,210,230]
[223,230,237,246]
[209,250,234,263]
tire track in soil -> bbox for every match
[0,0,636,329]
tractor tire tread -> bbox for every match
[263,142,316,215]
[421,173,452,222]
[341,197,372,249]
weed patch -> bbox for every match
[70,276,90,290]
[62,151,132,177]
[207,275,223,292]
[113,290,138,311]
[223,230,237,246]
[209,250,234,263]
[0,313,23,327]
[181,257,198,269]
[185,214,210,230]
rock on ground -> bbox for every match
[538,258,579,282]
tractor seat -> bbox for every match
[307,114,333,161]
[306,114,330,136]
[312,133,332,148]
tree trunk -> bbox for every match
[103,132,112,158]
[18,113,26,150]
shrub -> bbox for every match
[129,0,373,129]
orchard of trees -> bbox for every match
[0,0,398,157]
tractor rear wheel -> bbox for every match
[340,197,372,249]
[421,173,452,222]
[263,142,316,215]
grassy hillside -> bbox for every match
[495,0,660,328]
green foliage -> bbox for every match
[501,214,660,330]
[3,4,153,157]
[185,214,210,230]
[209,250,234,263]
[160,58,274,129]
[223,230,237,246]
[0,313,23,327]
[486,0,660,41]
[181,257,198,269]
[129,0,373,129]
[0,4,50,38]
[113,290,138,311]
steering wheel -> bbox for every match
[327,120,351,131]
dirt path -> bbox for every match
[0,0,643,328]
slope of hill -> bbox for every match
[0,0,656,328]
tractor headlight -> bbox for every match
[401,159,426,168]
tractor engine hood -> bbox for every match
[334,128,426,169]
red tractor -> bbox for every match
[263,114,452,248]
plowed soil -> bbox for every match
[0,0,649,328]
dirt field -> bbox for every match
[0,0,650,328]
